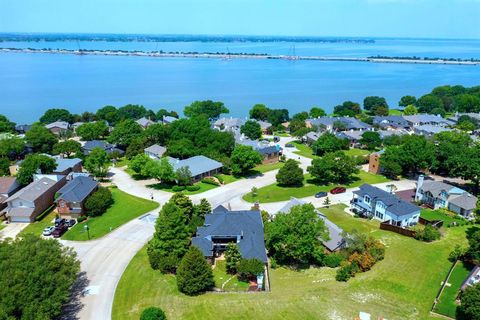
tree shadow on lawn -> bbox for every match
[60,271,89,320]
[305,175,360,187]
[146,182,176,191]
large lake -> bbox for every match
[1,37,480,123]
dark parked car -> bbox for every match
[315,191,328,198]
[285,143,294,148]
[52,224,68,238]
[67,219,76,227]
[273,136,280,142]
[330,187,346,194]
[54,218,66,227]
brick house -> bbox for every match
[55,176,99,218]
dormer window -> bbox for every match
[364,195,371,204]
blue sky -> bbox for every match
[1,0,479,39]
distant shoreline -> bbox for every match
[1,47,479,66]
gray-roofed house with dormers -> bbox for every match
[55,176,99,218]
[277,198,347,252]
[351,184,420,227]
[192,205,268,264]
[82,140,125,156]
[168,155,223,182]
[144,144,167,160]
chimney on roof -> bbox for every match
[253,202,260,211]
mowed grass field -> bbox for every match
[113,204,468,320]
[62,188,158,241]
[243,170,390,203]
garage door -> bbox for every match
[10,217,31,223]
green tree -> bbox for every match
[84,147,110,177]
[225,243,242,274]
[147,157,176,183]
[170,192,195,221]
[17,154,56,186]
[53,140,81,158]
[39,108,73,123]
[129,154,152,176]
[25,123,58,153]
[265,203,328,265]
[457,284,480,320]
[276,159,304,186]
[414,225,441,242]
[288,119,307,135]
[96,105,120,125]
[399,95,417,107]
[140,307,167,320]
[0,137,25,159]
[465,226,480,264]
[0,115,15,133]
[249,104,270,121]
[76,121,109,140]
[108,119,143,148]
[363,96,389,115]
[144,123,171,145]
[230,145,263,176]
[237,258,265,281]
[416,94,443,113]
[194,198,211,220]
[307,151,359,184]
[0,234,80,319]
[117,104,148,120]
[403,104,418,115]
[312,133,349,156]
[240,120,262,140]
[309,107,326,118]
[0,158,10,176]
[147,202,191,273]
[267,109,289,127]
[176,166,193,186]
[430,107,446,117]
[454,94,480,113]
[176,246,214,295]
[84,187,113,217]
[457,115,478,131]
[125,136,147,159]
[167,138,196,159]
[360,131,381,150]
[184,100,229,120]
[333,101,361,117]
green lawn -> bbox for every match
[113,203,469,320]
[19,208,56,237]
[389,109,403,116]
[291,141,317,159]
[345,148,371,158]
[213,260,249,292]
[146,181,219,195]
[243,170,390,203]
[420,209,468,227]
[434,261,474,318]
[62,188,158,241]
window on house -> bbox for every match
[364,195,371,204]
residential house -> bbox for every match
[0,177,21,215]
[304,131,320,144]
[402,114,452,128]
[192,205,268,264]
[213,117,245,132]
[15,124,32,134]
[413,125,453,137]
[255,120,272,134]
[415,175,477,218]
[368,150,385,175]
[237,137,281,164]
[372,116,410,130]
[336,131,364,147]
[306,117,371,132]
[351,184,421,227]
[159,115,178,125]
[461,266,480,292]
[82,140,125,156]
[45,121,70,135]
[448,112,480,124]
[53,157,83,175]
[136,117,155,129]
[144,144,166,160]
[4,176,66,222]
[277,198,346,252]
[55,176,99,218]
[168,155,223,182]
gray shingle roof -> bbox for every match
[55,158,82,173]
[45,121,70,130]
[136,117,155,127]
[168,155,223,177]
[308,117,371,130]
[56,176,98,203]
[354,184,420,217]
[6,177,60,203]
[83,140,124,155]
[402,114,450,125]
[144,144,166,157]
[373,116,409,127]
[277,198,346,251]
[421,181,457,197]
[449,193,478,211]
[192,206,268,263]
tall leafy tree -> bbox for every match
[225,243,242,274]
[0,137,25,159]
[39,108,73,124]
[96,105,120,125]
[403,104,418,115]
[456,284,480,320]
[117,104,148,120]
[176,246,214,295]
[312,133,349,156]
[265,204,328,265]
[333,101,361,117]
[307,151,359,184]
[76,121,109,140]
[249,104,270,121]
[416,94,443,113]
[184,100,229,120]
[230,145,263,176]
[107,119,143,148]
[84,147,110,177]
[17,154,56,186]
[148,158,176,183]
[52,140,81,158]
[363,96,389,116]
[25,124,58,153]
[0,115,15,133]
[276,159,304,186]
[176,167,193,186]
[360,131,382,150]
[147,202,191,273]
[399,95,417,107]
[240,120,262,140]
[309,107,326,118]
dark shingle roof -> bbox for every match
[168,156,223,177]
[56,176,98,203]
[354,184,420,217]
[192,206,268,263]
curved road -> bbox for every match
[62,138,416,319]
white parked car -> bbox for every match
[42,226,55,236]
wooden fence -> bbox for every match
[419,217,444,228]
[380,221,417,238]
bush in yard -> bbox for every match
[225,243,242,274]
[176,246,214,295]
[335,262,358,282]
[415,225,441,242]
[237,258,265,281]
[77,215,87,223]
[84,187,113,217]
[186,185,200,192]
[323,252,344,268]
[176,166,193,186]
[140,307,167,320]
[348,252,376,272]
[449,244,467,262]
[457,283,480,320]
[201,177,220,186]
[213,174,224,184]
[172,185,185,192]
[276,159,304,187]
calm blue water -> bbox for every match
[1,38,480,123]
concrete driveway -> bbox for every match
[0,222,28,240]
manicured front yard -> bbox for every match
[420,209,468,227]
[113,203,469,320]
[19,208,56,237]
[434,261,474,318]
[213,260,249,292]
[291,141,317,159]
[147,181,219,195]
[62,188,158,241]
[344,148,371,158]
[243,170,390,203]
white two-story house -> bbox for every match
[351,184,420,227]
